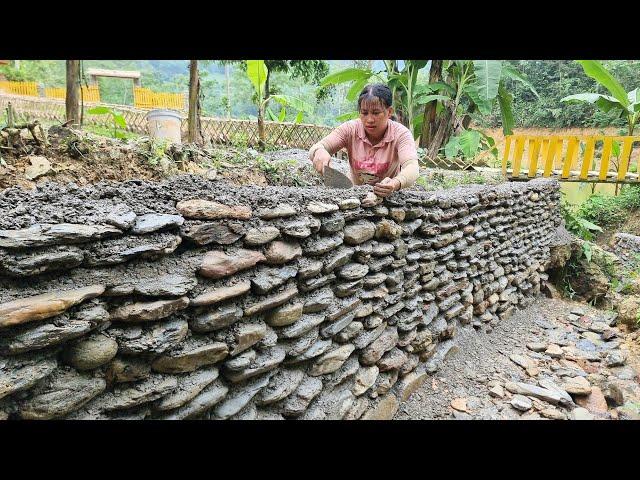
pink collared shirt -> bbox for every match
[310,119,419,188]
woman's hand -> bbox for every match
[373,177,401,197]
[312,148,331,174]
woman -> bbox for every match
[309,83,419,197]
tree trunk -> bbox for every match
[419,60,443,147]
[425,106,453,161]
[257,102,265,150]
[225,64,231,118]
[65,60,81,127]
[188,60,203,144]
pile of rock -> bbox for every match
[0,176,561,420]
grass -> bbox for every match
[578,184,640,229]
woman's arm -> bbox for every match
[308,122,352,164]
[393,129,420,189]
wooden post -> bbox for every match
[188,60,203,144]
[65,60,81,127]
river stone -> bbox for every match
[180,221,245,246]
[561,376,592,396]
[363,273,388,288]
[320,311,356,338]
[96,374,178,412]
[309,344,355,376]
[377,347,408,372]
[343,220,376,245]
[229,320,267,356]
[0,245,85,277]
[105,357,151,384]
[278,314,325,339]
[335,321,364,342]
[505,381,566,406]
[18,369,106,420]
[337,263,369,281]
[0,356,57,400]
[302,233,344,256]
[280,328,319,357]
[190,304,243,332]
[527,342,547,352]
[264,240,302,265]
[83,233,182,266]
[281,376,323,417]
[605,350,627,367]
[154,368,221,412]
[361,192,383,207]
[106,204,137,230]
[110,297,190,322]
[251,265,298,294]
[257,204,297,219]
[0,223,121,249]
[151,341,229,373]
[199,249,266,279]
[0,285,105,329]
[353,365,379,396]
[224,346,286,383]
[213,373,272,419]
[302,287,334,314]
[0,306,107,355]
[297,258,324,279]
[191,281,251,307]
[285,339,333,364]
[375,219,402,241]
[362,393,399,420]
[266,302,304,327]
[511,394,533,412]
[307,201,339,214]
[257,369,305,405]
[244,226,280,246]
[323,246,355,274]
[63,333,118,370]
[243,286,298,317]
[131,214,184,234]
[176,199,252,220]
[339,198,361,210]
[111,318,189,355]
[225,350,257,371]
[353,323,387,350]
[397,370,428,402]
[360,327,399,365]
[570,407,595,420]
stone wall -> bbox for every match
[611,233,640,269]
[0,176,561,420]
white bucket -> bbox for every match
[146,109,182,144]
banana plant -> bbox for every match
[429,60,538,161]
[561,60,640,136]
[246,60,314,148]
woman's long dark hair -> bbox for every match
[357,83,397,121]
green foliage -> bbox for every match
[561,60,640,135]
[561,198,603,241]
[578,184,640,228]
[87,106,128,139]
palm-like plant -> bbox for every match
[561,60,640,136]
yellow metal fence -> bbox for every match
[0,81,38,96]
[503,135,640,183]
[133,87,185,110]
[44,85,101,103]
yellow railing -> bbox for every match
[44,85,101,102]
[502,134,640,183]
[0,81,38,96]
[133,87,184,110]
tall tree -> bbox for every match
[419,60,442,147]
[188,60,203,144]
[65,60,81,127]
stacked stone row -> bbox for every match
[0,178,561,420]
[610,232,640,269]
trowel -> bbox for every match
[323,164,353,189]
